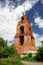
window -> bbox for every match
[20,36,24,45]
[20,26,24,34]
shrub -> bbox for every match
[21,56,37,62]
[0,59,23,65]
[28,52,32,57]
[35,46,43,61]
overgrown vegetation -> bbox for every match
[0,59,23,65]
[28,52,32,57]
[0,37,24,65]
[0,37,43,64]
[0,37,17,58]
[21,56,37,62]
[21,52,37,62]
[35,41,43,61]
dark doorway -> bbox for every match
[20,26,24,34]
[20,36,24,45]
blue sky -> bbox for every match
[0,0,43,46]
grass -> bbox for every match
[0,58,24,65]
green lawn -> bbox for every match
[0,58,23,65]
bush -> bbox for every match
[28,52,32,57]
[21,56,37,62]
[0,59,23,65]
[35,46,43,61]
[0,38,17,58]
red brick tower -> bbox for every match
[14,15,36,55]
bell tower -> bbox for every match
[14,15,36,55]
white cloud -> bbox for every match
[41,0,43,4]
[34,16,43,28]
[33,33,43,46]
[0,0,39,45]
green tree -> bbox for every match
[9,44,17,57]
[41,41,43,47]
[1,44,17,58]
[0,38,7,47]
[0,38,8,58]
[0,37,17,58]
[3,45,9,58]
[35,41,43,61]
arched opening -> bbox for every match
[20,36,24,45]
[20,26,24,34]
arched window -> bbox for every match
[20,36,24,45]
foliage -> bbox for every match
[0,45,17,58]
[0,59,23,65]
[0,38,8,58]
[28,52,32,57]
[8,44,17,57]
[35,46,43,61]
[35,41,43,61]
[0,38,7,47]
[41,41,43,47]
[0,37,17,58]
[21,56,37,62]
[0,37,23,65]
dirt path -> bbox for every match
[21,61,43,65]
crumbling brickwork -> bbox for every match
[14,15,36,55]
